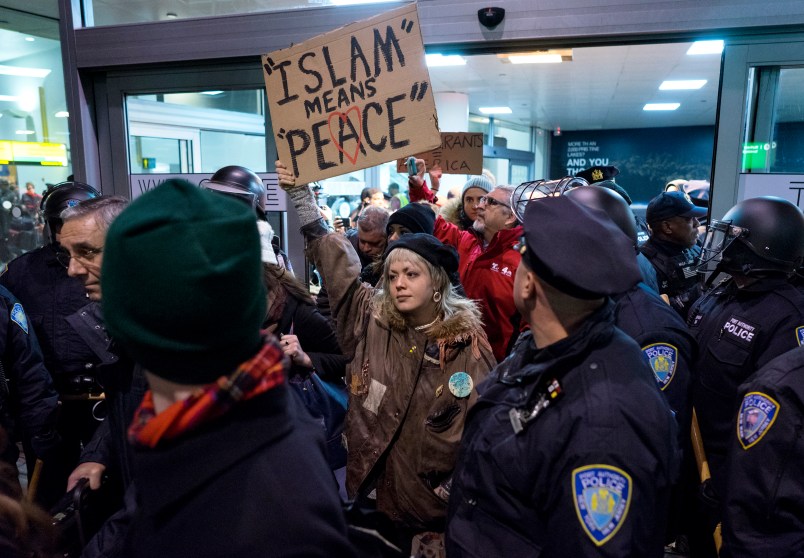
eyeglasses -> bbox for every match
[56,246,103,269]
[478,196,506,208]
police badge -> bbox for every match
[642,343,677,390]
[737,391,780,450]
[572,465,632,546]
[10,303,28,334]
[797,326,803,347]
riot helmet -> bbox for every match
[511,176,588,222]
[41,181,100,244]
[200,165,267,219]
[700,196,804,278]
[564,185,638,246]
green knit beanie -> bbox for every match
[102,179,266,385]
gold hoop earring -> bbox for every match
[432,291,442,303]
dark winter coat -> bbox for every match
[447,303,679,557]
[721,346,804,558]
[123,386,357,558]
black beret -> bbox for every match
[384,233,459,277]
[520,196,641,298]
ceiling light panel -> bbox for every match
[643,103,680,111]
[0,65,51,78]
[660,80,707,90]
[479,107,512,115]
[687,41,724,55]
[426,54,466,67]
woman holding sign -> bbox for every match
[277,161,494,556]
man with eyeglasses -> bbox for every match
[409,172,522,361]
[56,197,149,504]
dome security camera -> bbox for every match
[478,7,505,28]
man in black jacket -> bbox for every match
[447,196,678,558]
[102,179,357,557]
[0,181,102,507]
[0,285,60,475]
[686,196,804,557]
[640,191,707,318]
[720,346,804,558]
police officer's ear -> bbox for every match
[516,265,539,305]
[658,219,674,235]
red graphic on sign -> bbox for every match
[328,107,363,165]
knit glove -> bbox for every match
[276,161,322,228]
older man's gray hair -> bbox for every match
[61,196,129,231]
[357,205,389,234]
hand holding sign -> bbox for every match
[263,4,440,185]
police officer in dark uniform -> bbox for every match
[446,195,678,558]
[687,196,804,556]
[0,285,60,474]
[720,346,804,558]
[575,164,652,246]
[640,191,708,319]
[0,180,103,507]
[564,185,696,435]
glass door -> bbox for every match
[711,37,804,217]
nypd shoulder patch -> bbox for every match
[642,343,678,391]
[738,391,780,450]
[796,326,803,347]
[10,303,28,334]
[572,465,632,546]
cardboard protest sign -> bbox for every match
[262,3,440,184]
[396,132,484,175]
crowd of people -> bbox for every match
[0,158,800,558]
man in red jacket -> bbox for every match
[409,167,522,361]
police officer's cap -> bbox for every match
[519,196,641,298]
[646,191,707,224]
[576,165,619,185]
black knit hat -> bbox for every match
[386,202,436,236]
[520,196,641,298]
[102,179,266,385]
[384,233,459,278]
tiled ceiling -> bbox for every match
[429,43,722,131]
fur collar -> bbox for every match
[439,198,463,227]
[386,302,486,343]
[379,299,492,366]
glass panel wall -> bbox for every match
[742,66,804,173]
[126,91,266,173]
[0,7,70,261]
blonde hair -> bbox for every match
[371,247,481,329]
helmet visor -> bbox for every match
[698,219,747,275]
[200,181,259,210]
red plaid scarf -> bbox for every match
[129,340,285,448]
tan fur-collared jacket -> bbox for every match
[310,232,495,532]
